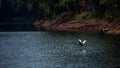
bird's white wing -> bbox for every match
[78,39,82,42]
[83,40,86,44]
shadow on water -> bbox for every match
[0,21,37,31]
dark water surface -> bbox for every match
[0,31,120,68]
[0,21,36,31]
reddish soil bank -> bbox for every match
[34,19,120,35]
[105,21,120,35]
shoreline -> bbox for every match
[34,19,120,35]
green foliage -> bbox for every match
[99,0,120,20]
[27,0,34,11]
[76,12,91,20]
[104,12,113,20]
[1,0,119,21]
[55,0,69,12]
[58,0,70,7]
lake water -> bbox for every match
[0,31,120,68]
[0,21,36,31]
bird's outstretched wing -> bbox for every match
[83,40,86,44]
[78,39,82,42]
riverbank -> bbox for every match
[34,19,120,35]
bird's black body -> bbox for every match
[79,42,83,46]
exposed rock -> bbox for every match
[34,19,120,35]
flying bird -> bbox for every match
[78,39,86,46]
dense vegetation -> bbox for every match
[0,0,120,21]
[28,0,120,21]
